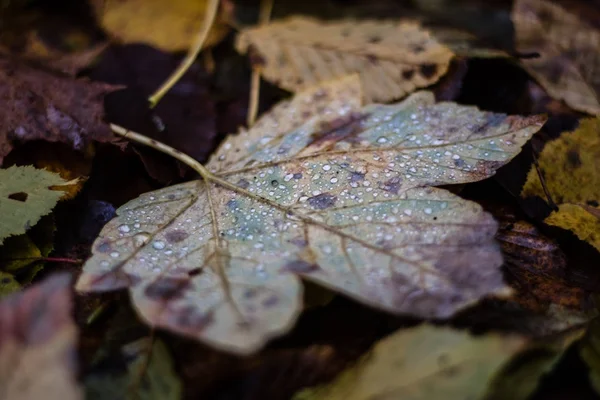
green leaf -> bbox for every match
[294,324,579,400]
[85,339,181,400]
[0,165,71,244]
[77,76,544,354]
[0,271,21,297]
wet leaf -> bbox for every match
[513,0,600,115]
[522,117,600,250]
[236,17,454,102]
[0,274,81,399]
[0,166,73,245]
[0,58,119,164]
[293,324,576,400]
[77,76,544,354]
[91,0,232,52]
[85,338,181,400]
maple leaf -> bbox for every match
[522,117,600,252]
[236,17,454,103]
[0,58,119,164]
[293,324,579,400]
[77,76,545,354]
[0,274,81,400]
[0,166,74,245]
[91,0,232,52]
[512,0,600,115]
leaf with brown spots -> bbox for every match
[77,76,544,354]
[236,17,454,103]
[293,324,580,400]
[522,117,600,251]
[513,0,600,115]
[0,274,81,400]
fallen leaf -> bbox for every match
[0,166,73,245]
[0,271,20,297]
[91,0,231,52]
[85,338,181,400]
[512,0,600,115]
[545,204,600,252]
[429,28,509,59]
[521,117,600,250]
[293,324,574,400]
[77,76,544,354]
[236,17,454,102]
[581,317,600,395]
[0,58,119,164]
[0,274,81,399]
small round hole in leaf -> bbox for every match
[8,192,28,202]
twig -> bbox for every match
[147,0,220,108]
[0,256,82,264]
[532,148,559,211]
[246,0,274,127]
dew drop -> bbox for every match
[133,233,151,247]
[100,260,110,267]
[403,209,412,216]
[110,251,120,258]
[118,224,130,233]
[322,164,331,171]
[152,241,166,250]
[424,208,433,214]
[377,137,388,144]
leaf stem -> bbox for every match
[0,256,82,264]
[147,0,220,108]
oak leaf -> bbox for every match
[513,0,600,115]
[236,17,454,103]
[0,274,81,400]
[77,76,544,354]
[293,324,579,400]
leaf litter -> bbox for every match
[77,75,545,354]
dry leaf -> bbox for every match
[0,274,81,400]
[0,166,73,245]
[77,76,544,354]
[513,0,600,115]
[293,324,576,400]
[0,58,118,164]
[522,117,600,250]
[92,0,231,52]
[236,17,454,103]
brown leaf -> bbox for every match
[236,17,454,103]
[513,0,600,115]
[0,58,120,165]
[0,274,81,400]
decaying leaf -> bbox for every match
[293,324,574,400]
[429,28,509,59]
[522,117,600,250]
[0,58,118,164]
[77,76,544,354]
[0,166,73,245]
[513,0,600,115]
[496,218,597,335]
[236,17,454,102]
[85,338,181,400]
[0,274,81,400]
[91,0,231,52]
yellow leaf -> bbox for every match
[522,117,600,205]
[545,204,600,252]
[512,0,600,115]
[236,17,454,103]
[92,0,231,51]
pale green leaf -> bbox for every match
[294,324,579,400]
[85,338,181,400]
[0,165,70,245]
[0,271,21,297]
[77,76,544,354]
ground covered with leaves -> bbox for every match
[1,0,600,399]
